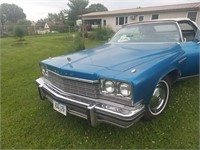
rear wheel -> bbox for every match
[144,76,171,120]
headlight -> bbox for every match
[101,79,132,99]
[40,65,48,76]
[104,81,115,93]
[119,83,131,97]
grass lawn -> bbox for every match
[1,33,199,149]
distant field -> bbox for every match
[1,33,199,149]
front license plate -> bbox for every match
[53,101,67,116]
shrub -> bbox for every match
[72,33,85,52]
[88,27,114,40]
[14,26,25,40]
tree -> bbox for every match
[16,19,31,34]
[35,19,45,29]
[0,3,26,36]
[14,26,25,41]
[67,0,89,23]
[47,13,60,22]
[58,10,68,24]
[0,3,26,23]
[86,3,108,13]
[47,11,68,24]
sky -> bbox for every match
[0,0,199,21]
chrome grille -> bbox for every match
[46,71,100,98]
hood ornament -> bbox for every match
[131,69,136,73]
[67,57,71,64]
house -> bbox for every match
[81,2,200,31]
[37,22,51,34]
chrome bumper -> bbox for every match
[36,77,145,128]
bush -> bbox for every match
[88,27,114,40]
[78,31,88,38]
[14,26,25,40]
[72,33,85,52]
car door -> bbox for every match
[178,20,200,77]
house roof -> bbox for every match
[82,2,200,18]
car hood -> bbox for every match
[42,43,180,79]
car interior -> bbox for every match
[178,21,197,42]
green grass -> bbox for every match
[1,33,199,149]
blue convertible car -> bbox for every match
[36,18,199,128]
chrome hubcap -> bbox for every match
[149,80,169,115]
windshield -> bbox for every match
[109,22,181,43]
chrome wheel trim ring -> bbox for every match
[148,80,169,116]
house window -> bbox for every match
[125,16,128,24]
[139,16,144,21]
[116,17,118,25]
[152,14,159,20]
[116,16,128,25]
[119,17,125,25]
[187,11,197,21]
[103,20,106,26]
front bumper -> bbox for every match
[36,77,145,128]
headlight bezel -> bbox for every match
[100,79,133,99]
[40,64,48,76]
[104,80,115,94]
[119,83,131,97]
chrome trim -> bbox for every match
[100,79,133,101]
[131,69,136,73]
[36,77,145,128]
[67,57,72,64]
[176,22,184,42]
[178,57,187,63]
[47,70,99,84]
[178,75,199,80]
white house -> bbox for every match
[37,22,52,34]
[82,2,200,31]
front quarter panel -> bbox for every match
[114,44,185,105]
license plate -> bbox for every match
[53,101,67,116]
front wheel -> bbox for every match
[144,76,171,120]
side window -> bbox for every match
[178,21,197,42]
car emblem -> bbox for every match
[131,69,136,73]
[67,57,71,64]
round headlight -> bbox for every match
[119,83,131,97]
[41,65,48,76]
[104,81,115,93]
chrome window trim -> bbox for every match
[175,22,184,42]
[47,70,99,84]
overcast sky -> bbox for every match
[0,0,199,21]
